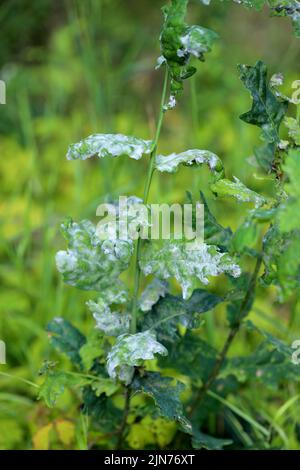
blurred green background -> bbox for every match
[1,0,300,449]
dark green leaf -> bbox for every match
[47,317,86,366]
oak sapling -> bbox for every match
[40,0,300,450]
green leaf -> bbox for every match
[238,60,288,170]
[155,149,224,181]
[210,177,266,207]
[160,0,218,99]
[132,372,186,421]
[192,429,232,450]
[79,330,104,371]
[226,273,254,328]
[142,290,222,343]
[238,60,288,142]
[245,320,292,357]
[284,117,300,146]
[67,134,153,161]
[230,219,259,253]
[47,317,86,366]
[38,365,85,408]
[91,378,119,397]
[160,331,218,382]
[56,219,133,291]
[196,192,232,246]
[262,224,300,299]
[140,240,241,299]
[139,279,169,312]
[107,330,168,385]
[277,149,300,232]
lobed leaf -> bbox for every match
[140,240,241,299]
[210,177,266,208]
[87,299,130,337]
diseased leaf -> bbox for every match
[262,224,300,299]
[155,149,224,181]
[277,149,300,232]
[91,378,119,397]
[238,60,288,170]
[47,317,86,366]
[192,429,232,450]
[238,60,288,142]
[107,331,168,385]
[56,219,133,291]
[140,240,241,299]
[269,0,300,37]
[139,279,169,312]
[285,117,300,145]
[38,368,85,408]
[222,341,300,390]
[67,134,153,161]
[132,372,186,421]
[160,0,218,100]
[210,177,266,208]
[142,290,222,343]
[82,388,122,432]
[87,299,130,337]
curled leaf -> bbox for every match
[67,134,153,161]
[210,177,266,208]
[107,331,168,385]
[156,149,224,180]
[139,279,169,312]
[56,219,133,291]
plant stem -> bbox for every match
[130,68,169,334]
[116,386,131,449]
[117,69,169,449]
[188,255,262,418]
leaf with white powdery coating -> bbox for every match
[87,300,130,337]
[55,219,133,291]
[67,134,153,161]
[140,240,241,299]
[139,279,169,312]
[106,330,168,385]
[210,177,266,208]
[155,149,224,181]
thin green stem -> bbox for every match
[0,371,40,389]
[130,68,169,334]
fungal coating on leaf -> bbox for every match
[159,0,218,99]
[87,299,130,337]
[140,241,241,299]
[107,330,168,384]
[155,149,224,180]
[55,219,133,291]
[139,279,169,312]
[67,134,153,161]
[210,177,266,208]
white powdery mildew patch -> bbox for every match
[107,330,168,385]
[155,149,222,174]
[55,219,133,291]
[140,241,241,300]
[177,25,217,59]
[67,134,153,161]
[87,299,130,337]
[139,279,169,312]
